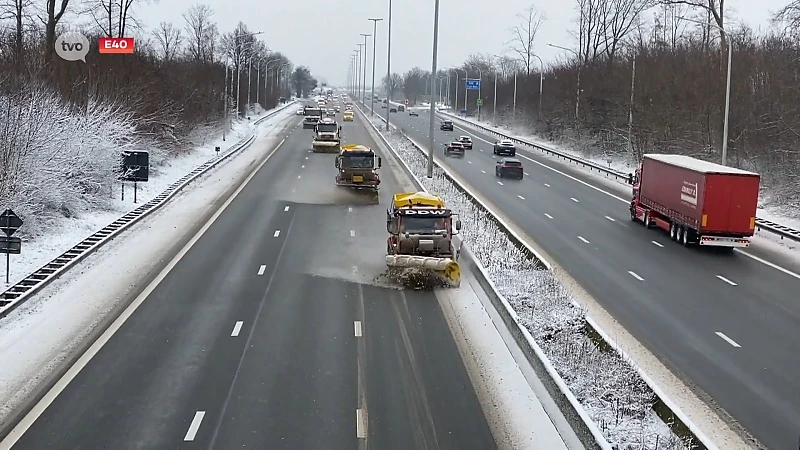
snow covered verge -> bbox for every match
[0,87,292,287]
[0,115,298,431]
[441,111,800,238]
[360,110,699,449]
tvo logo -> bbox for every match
[55,32,89,62]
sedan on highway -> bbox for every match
[440,120,454,131]
[493,140,516,156]
[457,136,473,149]
[495,158,523,179]
[409,110,419,116]
[444,141,465,158]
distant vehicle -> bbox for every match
[456,136,472,149]
[493,140,516,156]
[303,107,323,129]
[443,141,465,158]
[390,107,397,113]
[409,110,419,116]
[630,154,760,248]
[326,109,336,117]
[397,104,405,112]
[440,120,453,131]
[495,158,523,179]
[343,111,354,122]
[296,107,305,115]
[334,105,341,112]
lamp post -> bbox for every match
[356,44,364,103]
[361,33,371,105]
[548,43,581,120]
[427,0,441,178]
[450,69,461,113]
[368,18,383,116]
[351,54,358,97]
[385,0,393,130]
[476,68,482,120]
[492,73,497,125]
[680,16,733,166]
[532,54,544,120]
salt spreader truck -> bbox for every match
[630,154,760,248]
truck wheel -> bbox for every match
[670,223,677,240]
[630,208,637,222]
[644,213,652,228]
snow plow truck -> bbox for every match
[312,117,342,152]
[335,144,381,191]
[386,192,462,287]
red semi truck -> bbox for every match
[630,154,760,248]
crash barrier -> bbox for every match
[353,100,612,449]
[356,99,717,450]
[439,110,800,244]
[0,101,298,319]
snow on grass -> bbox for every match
[0,103,291,288]
[363,111,690,449]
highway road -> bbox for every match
[374,104,800,449]
[2,108,497,449]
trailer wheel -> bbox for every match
[670,223,677,240]
[676,226,684,243]
[630,208,637,222]
[644,212,652,228]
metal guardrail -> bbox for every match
[352,100,613,450]
[356,99,717,450]
[0,101,297,318]
[439,111,800,243]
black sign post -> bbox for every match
[0,209,23,284]
[118,151,150,205]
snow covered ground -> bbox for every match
[361,108,751,449]
[1,104,288,288]
[0,107,299,428]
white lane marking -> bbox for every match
[543,183,550,187]
[481,170,486,174]
[284,206,290,212]
[570,197,580,203]
[350,230,356,237]
[517,195,525,200]
[734,249,800,281]
[716,275,738,286]
[544,213,553,219]
[297,175,301,179]
[184,411,206,441]
[497,181,504,186]
[301,165,305,168]
[257,265,267,275]
[479,149,484,152]
[305,156,309,159]
[273,230,281,238]
[651,241,664,247]
[604,215,615,222]
[231,321,243,336]
[356,408,367,438]
[354,321,362,337]
[348,206,353,212]
[525,172,530,176]
[628,271,644,281]
[715,331,741,348]
[578,236,590,244]
[468,160,472,164]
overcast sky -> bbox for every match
[140,0,787,86]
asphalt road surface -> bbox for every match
[4,109,497,449]
[376,104,800,449]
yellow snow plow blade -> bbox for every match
[385,255,461,287]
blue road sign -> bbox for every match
[465,79,480,90]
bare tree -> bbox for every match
[508,4,545,74]
[383,73,403,99]
[43,0,70,62]
[153,21,181,61]
[659,0,726,45]
[495,55,520,78]
[772,0,800,31]
[89,0,150,38]
[183,3,216,63]
[0,0,33,60]
[601,0,652,66]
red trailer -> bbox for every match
[630,154,760,248]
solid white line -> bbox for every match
[544,213,553,219]
[543,183,550,187]
[604,215,615,222]
[578,236,590,244]
[356,408,366,438]
[273,230,281,237]
[570,197,579,202]
[628,271,644,281]
[284,206,290,212]
[184,411,206,441]
[497,181,504,186]
[231,321,243,336]
[350,230,356,237]
[716,275,738,286]
[734,249,800,281]
[517,195,525,200]
[715,331,741,347]
[354,321,362,337]
[481,170,486,173]
[257,265,266,275]
[651,241,664,247]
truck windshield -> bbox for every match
[304,109,321,117]
[341,155,375,168]
[317,123,337,132]
[400,217,448,233]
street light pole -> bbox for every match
[427,0,441,178]
[477,68,482,121]
[361,33,370,105]
[492,73,497,124]
[368,18,383,116]
[532,54,544,120]
[548,43,581,121]
[356,44,364,103]
[512,71,517,122]
[223,58,229,141]
[385,0,393,130]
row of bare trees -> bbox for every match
[424,1,800,209]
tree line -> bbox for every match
[392,1,800,210]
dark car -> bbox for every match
[495,158,523,179]
[440,120,454,131]
[409,110,419,116]
[390,107,397,113]
[456,135,472,149]
[444,141,465,157]
[493,139,516,156]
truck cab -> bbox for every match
[312,118,342,152]
[303,107,322,129]
[334,144,382,190]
